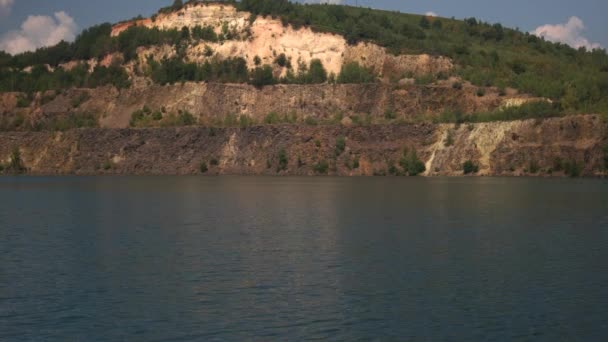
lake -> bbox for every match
[1,176,607,341]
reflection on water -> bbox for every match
[1,177,607,340]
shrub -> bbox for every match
[308,59,327,83]
[400,148,426,176]
[200,161,208,173]
[452,82,463,90]
[239,114,255,128]
[384,108,396,120]
[7,147,26,173]
[463,160,479,174]
[313,160,329,174]
[335,136,346,156]
[249,65,276,87]
[528,160,540,174]
[177,110,196,126]
[564,160,582,177]
[264,112,281,124]
[274,53,287,67]
[337,62,376,84]
[210,158,219,166]
[277,148,288,171]
[603,145,608,170]
[304,116,318,126]
[71,92,90,108]
[476,87,486,97]
[16,94,32,108]
[353,157,360,169]
[444,130,454,147]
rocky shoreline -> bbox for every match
[1,115,606,177]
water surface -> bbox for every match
[1,177,607,340]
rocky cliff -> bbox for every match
[1,115,605,176]
[0,81,533,129]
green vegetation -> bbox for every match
[337,62,376,84]
[437,101,560,123]
[313,160,329,174]
[463,160,479,174]
[148,57,249,85]
[0,0,606,116]
[200,161,208,173]
[384,108,396,120]
[603,145,608,170]
[399,147,426,176]
[237,0,608,115]
[564,160,582,177]
[352,157,360,169]
[130,106,195,127]
[528,160,540,174]
[250,65,276,87]
[3,147,26,174]
[335,136,346,156]
[277,148,288,171]
[71,92,90,108]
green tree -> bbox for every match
[308,59,327,84]
[250,65,276,87]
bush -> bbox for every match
[564,160,582,177]
[335,136,346,156]
[200,161,208,173]
[463,160,479,174]
[71,92,90,108]
[16,94,32,108]
[384,108,396,120]
[337,62,376,84]
[7,147,26,174]
[313,160,329,174]
[274,53,287,67]
[264,112,281,124]
[400,148,426,176]
[528,160,540,174]
[210,158,219,166]
[308,59,327,83]
[249,65,276,87]
[277,148,288,171]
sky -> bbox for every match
[0,0,606,54]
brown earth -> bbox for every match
[1,115,605,176]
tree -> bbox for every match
[337,62,375,84]
[463,160,479,174]
[250,65,276,87]
[419,16,430,29]
[308,59,327,84]
[172,0,183,10]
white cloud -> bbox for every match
[0,11,77,55]
[425,11,438,17]
[0,0,14,16]
[532,16,601,50]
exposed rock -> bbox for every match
[1,116,605,176]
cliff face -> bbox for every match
[110,3,452,78]
[0,82,530,129]
[1,115,605,176]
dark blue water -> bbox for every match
[1,177,607,341]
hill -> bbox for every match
[0,0,607,176]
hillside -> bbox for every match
[0,0,607,176]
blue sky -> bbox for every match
[0,0,606,54]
